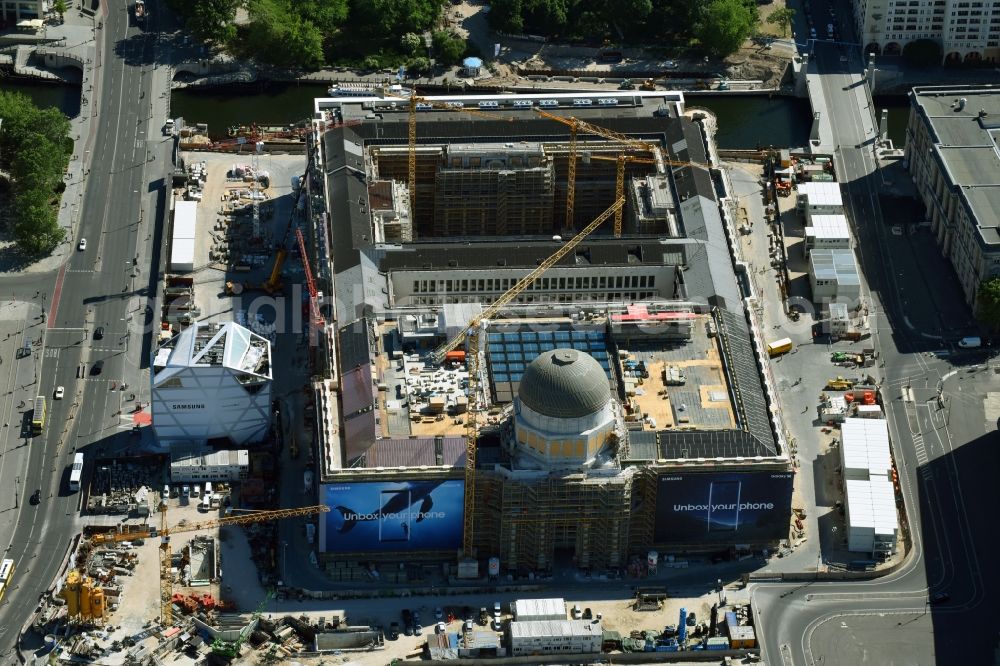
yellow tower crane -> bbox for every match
[407,95,513,217]
[431,197,625,560]
[91,504,330,626]
[585,151,715,236]
[532,108,662,230]
[584,153,658,237]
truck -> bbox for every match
[766,337,793,357]
[133,0,146,25]
[825,376,855,390]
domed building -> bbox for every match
[513,349,622,468]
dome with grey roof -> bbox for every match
[517,348,611,419]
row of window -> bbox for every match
[172,471,247,481]
[411,274,657,294]
[406,291,658,306]
[889,0,1000,7]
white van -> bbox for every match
[192,484,201,498]
[201,494,211,511]
[204,481,213,496]
[958,336,982,348]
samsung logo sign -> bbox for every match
[171,404,205,410]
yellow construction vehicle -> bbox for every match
[640,79,658,91]
[825,376,855,390]
[225,247,286,296]
[431,197,625,564]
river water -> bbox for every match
[4,79,911,150]
[2,80,81,118]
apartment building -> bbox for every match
[1,0,45,24]
[853,0,1000,63]
[905,86,1000,308]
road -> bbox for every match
[750,9,1000,662]
[0,1,169,656]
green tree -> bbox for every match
[187,0,240,42]
[362,54,382,70]
[977,277,1000,329]
[0,91,71,255]
[299,0,349,33]
[696,0,757,57]
[432,30,467,65]
[902,38,943,67]
[246,0,325,68]
[766,7,796,37]
[53,0,67,19]
[13,189,63,255]
[11,136,64,190]
[407,56,432,75]
[488,0,524,33]
[401,32,423,55]
[351,0,440,36]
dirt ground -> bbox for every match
[96,492,226,638]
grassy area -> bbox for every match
[757,0,793,38]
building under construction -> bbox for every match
[308,90,793,575]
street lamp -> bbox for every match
[281,541,288,584]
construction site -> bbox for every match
[310,88,796,579]
[14,88,795,665]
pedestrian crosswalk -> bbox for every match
[912,431,928,467]
[912,431,934,483]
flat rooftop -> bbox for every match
[617,313,735,432]
[318,92,785,469]
[911,85,1000,241]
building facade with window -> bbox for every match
[1,0,45,24]
[853,0,1000,63]
[905,86,1000,308]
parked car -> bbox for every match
[388,622,400,639]
[583,607,593,619]
[404,624,413,637]
[493,601,501,619]
[434,607,443,620]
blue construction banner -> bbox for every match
[320,480,465,552]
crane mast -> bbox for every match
[437,198,625,558]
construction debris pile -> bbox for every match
[87,458,166,515]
